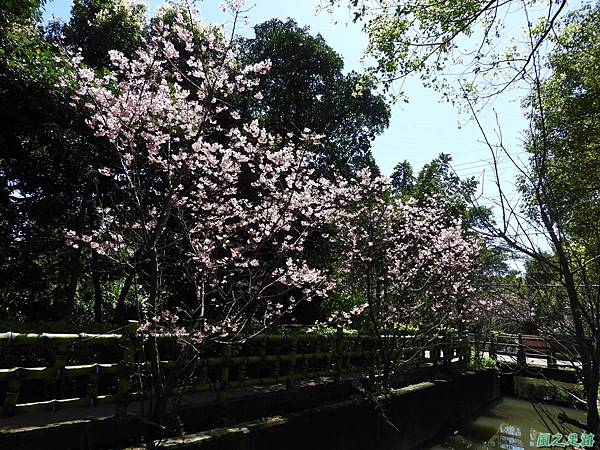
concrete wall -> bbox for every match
[152,369,501,450]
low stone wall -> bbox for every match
[0,369,499,450]
[0,380,358,450]
[0,365,453,449]
[145,369,501,450]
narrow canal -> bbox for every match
[427,397,586,450]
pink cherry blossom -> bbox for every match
[68,5,347,346]
[328,168,481,345]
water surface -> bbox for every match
[428,397,586,450]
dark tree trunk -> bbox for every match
[92,250,102,323]
[61,180,93,322]
[584,358,600,436]
[62,250,82,322]
[152,347,192,428]
[560,259,599,435]
[114,273,133,323]
[145,248,167,422]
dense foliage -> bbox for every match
[320,0,571,103]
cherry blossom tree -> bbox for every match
[329,169,480,387]
[66,0,344,422]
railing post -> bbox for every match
[461,335,472,367]
[369,337,377,382]
[457,337,469,367]
[297,338,308,381]
[358,337,366,375]
[443,339,451,367]
[199,357,208,389]
[238,355,247,389]
[517,334,527,366]
[286,336,298,389]
[273,337,281,383]
[217,343,232,400]
[547,342,558,368]
[334,329,343,382]
[259,335,267,385]
[86,363,101,407]
[314,335,322,375]
[345,337,354,373]
[430,343,441,365]
[115,320,137,417]
[2,367,21,417]
[489,334,497,361]
[52,343,69,411]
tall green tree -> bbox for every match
[390,159,414,195]
[239,19,390,179]
[391,153,485,227]
[476,3,600,435]
[0,0,88,321]
[57,0,146,69]
[0,0,144,323]
[525,4,600,434]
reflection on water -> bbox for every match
[427,397,586,450]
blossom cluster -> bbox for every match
[331,169,481,331]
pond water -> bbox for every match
[427,397,587,450]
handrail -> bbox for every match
[0,331,125,345]
[0,329,470,418]
[469,333,579,369]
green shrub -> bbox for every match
[468,353,497,370]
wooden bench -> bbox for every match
[520,335,556,367]
[521,335,550,354]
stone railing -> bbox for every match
[0,325,469,417]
